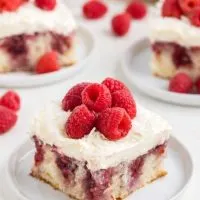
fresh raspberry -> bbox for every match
[162,0,182,19]
[112,89,137,119]
[36,51,60,74]
[62,83,91,112]
[96,107,132,141]
[83,1,108,19]
[111,13,131,37]
[189,7,200,27]
[0,0,22,12]
[178,0,200,15]
[21,0,29,4]
[82,83,112,112]
[35,0,56,11]
[168,73,193,93]
[195,77,200,93]
[126,1,147,20]
[0,106,17,135]
[0,90,20,111]
[102,77,127,93]
[65,105,96,139]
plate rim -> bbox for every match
[0,24,96,88]
[1,135,194,200]
[121,37,200,107]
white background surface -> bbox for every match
[0,1,199,199]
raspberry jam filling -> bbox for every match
[152,42,193,68]
[33,136,44,166]
[56,154,78,184]
[84,169,113,200]
[0,32,73,71]
[2,35,28,58]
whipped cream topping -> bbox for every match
[0,0,76,39]
[149,0,200,47]
[31,101,171,171]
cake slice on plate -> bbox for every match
[0,0,76,73]
[31,78,171,200]
[150,0,200,80]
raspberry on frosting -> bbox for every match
[62,83,91,112]
[112,89,137,119]
[62,78,137,141]
[189,7,200,27]
[83,0,108,19]
[102,77,127,93]
[162,0,182,19]
[126,1,147,20]
[65,105,96,139]
[35,0,56,11]
[178,0,200,15]
[82,83,112,112]
[168,73,193,93]
[0,0,22,12]
[96,107,132,141]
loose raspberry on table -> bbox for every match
[0,90,20,111]
[162,0,182,19]
[195,77,200,93]
[82,83,112,112]
[126,1,147,20]
[112,89,136,119]
[102,77,127,93]
[111,13,131,36]
[96,107,132,141]
[35,0,56,11]
[189,7,200,27]
[83,1,108,19]
[65,105,96,139]
[62,83,91,112]
[178,0,200,15]
[36,51,60,74]
[0,0,22,12]
[168,73,193,93]
[0,106,17,135]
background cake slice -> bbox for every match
[149,0,200,80]
[0,0,76,73]
[31,78,171,200]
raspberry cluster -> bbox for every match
[0,0,56,13]
[62,78,137,141]
[162,0,200,27]
[82,0,147,37]
[0,91,21,135]
[168,72,200,94]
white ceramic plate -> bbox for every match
[0,25,95,88]
[0,136,193,200]
[121,38,200,106]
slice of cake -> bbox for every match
[150,0,200,80]
[30,78,171,200]
[0,0,76,73]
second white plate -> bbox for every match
[0,25,95,88]
[121,38,200,106]
[0,136,193,200]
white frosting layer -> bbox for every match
[149,0,200,47]
[31,102,171,171]
[0,0,76,39]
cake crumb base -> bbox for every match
[31,169,167,200]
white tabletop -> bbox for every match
[0,1,199,199]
